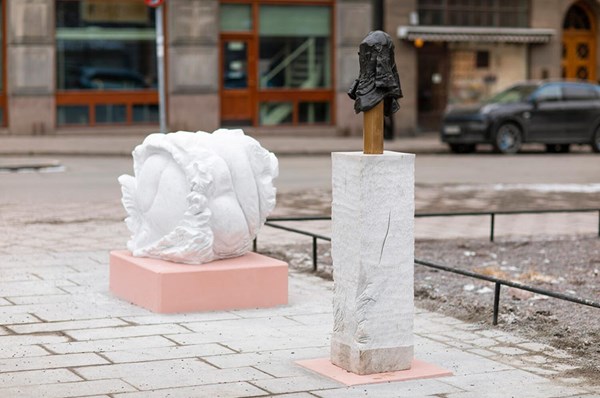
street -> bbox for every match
[1,153,599,204]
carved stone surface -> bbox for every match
[348,31,403,116]
[331,151,414,375]
[119,129,278,264]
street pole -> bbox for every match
[155,5,167,134]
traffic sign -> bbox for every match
[145,0,164,7]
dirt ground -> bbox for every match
[265,187,600,382]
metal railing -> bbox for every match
[255,208,600,325]
[414,258,600,325]
[414,208,600,242]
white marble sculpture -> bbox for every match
[118,129,278,264]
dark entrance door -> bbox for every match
[221,37,256,125]
[417,42,449,132]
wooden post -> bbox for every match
[363,101,384,154]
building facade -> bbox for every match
[392,0,600,133]
[1,0,599,136]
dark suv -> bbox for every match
[441,81,600,154]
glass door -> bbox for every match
[221,38,255,125]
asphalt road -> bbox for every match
[1,153,599,204]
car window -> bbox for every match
[532,85,562,102]
[486,84,538,104]
[562,84,598,100]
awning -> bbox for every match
[397,26,555,44]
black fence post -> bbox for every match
[493,282,501,325]
[253,238,257,252]
[312,236,318,271]
[490,213,495,242]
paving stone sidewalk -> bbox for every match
[0,207,598,398]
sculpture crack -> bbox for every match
[378,210,392,265]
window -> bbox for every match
[56,0,159,126]
[563,4,591,30]
[562,84,597,100]
[219,1,334,127]
[220,4,252,32]
[476,51,489,68]
[418,0,529,27]
[258,5,331,89]
[533,85,562,102]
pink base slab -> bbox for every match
[297,358,452,386]
[109,250,288,313]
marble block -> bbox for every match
[331,151,415,375]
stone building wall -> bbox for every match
[167,0,220,132]
[335,0,373,137]
[385,0,417,136]
[7,0,55,134]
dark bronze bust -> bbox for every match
[348,30,402,116]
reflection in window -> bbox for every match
[56,0,157,91]
[259,6,331,89]
[133,104,159,123]
[259,102,293,125]
[534,85,562,102]
[220,4,252,32]
[563,84,596,100]
[299,102,330,124]
[57,105,89,125]
[418,0,529,27]
[96,104,126,124]
[223,41,248,89]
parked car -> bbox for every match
[441,80,600,154]
[79,67,149,90]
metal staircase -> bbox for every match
[260,38,325,125]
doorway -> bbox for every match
[562,2,597,81]
[221,37,256,126]
[417,42,449,131]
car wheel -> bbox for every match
[592,127,600,153]
[493,123,522,154]
[545,144,570,153]
[449,143,476,154]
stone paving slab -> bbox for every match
[0,247,596,396]
[0,198,598,396]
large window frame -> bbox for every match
[55,0,166,127]
[418,0,530,28]
[220,0,335,127]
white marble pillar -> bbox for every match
[331,151,415,375]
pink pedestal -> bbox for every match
[109,250,288,313]
[297,358,452,386]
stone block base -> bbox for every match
[331,339,413,375]
[109,250,288,313]
[297,358,452,386]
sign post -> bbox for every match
[146,0,167,134]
